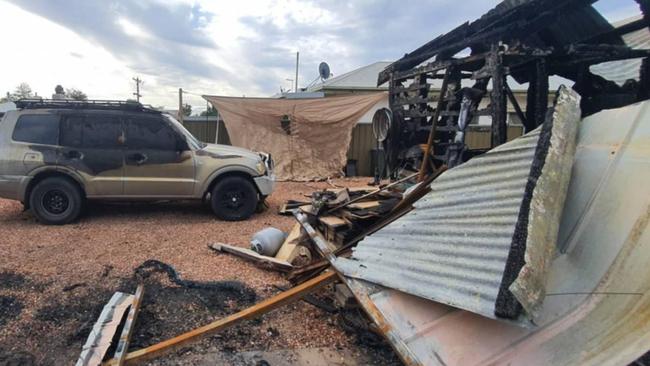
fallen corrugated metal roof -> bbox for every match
[335,87,581,321]
[342,98,650,366]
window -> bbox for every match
[12,114,60,145]
[126,116,178,150]
[60,113,122,148]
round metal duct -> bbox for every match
[372,108,391,142]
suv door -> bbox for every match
[58,112,125,196]
[123,114,195,197]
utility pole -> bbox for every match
[178,88,184,124]
[295,51,299,93]
[132,77,143,102]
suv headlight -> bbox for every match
[256,161,266,175]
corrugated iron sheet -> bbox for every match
[591,17,650,85]
[343,98,650,366]
[335,87,580,321]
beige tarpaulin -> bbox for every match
[204,93,386,181]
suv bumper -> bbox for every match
[254,174,275,196]
[0,175,30,201]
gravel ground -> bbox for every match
[0,179,400,365]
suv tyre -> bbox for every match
[211,176,258,221]
[29,177,83,225]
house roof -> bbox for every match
[307,61,392,92]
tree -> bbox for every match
[0,92,11,103]
[11,83,34,100]
[65,88,88,101]
[200,105,218,116]
[182,103,192,117]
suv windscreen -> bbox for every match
[163,114,204,149]
[12,114,60,145]
[126,116,178,150]
[60,113,122,148]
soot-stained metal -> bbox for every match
[379,0,650,178]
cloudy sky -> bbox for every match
[0,0,641,112]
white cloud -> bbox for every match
[116,17,153,40]
[0,0,643,113]
[0,1,133,101]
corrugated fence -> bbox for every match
[183,120,523,177]
[183,119,231,145]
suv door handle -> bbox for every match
[128,152,148,165]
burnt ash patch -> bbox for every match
[0,348,35,366]
[0,272,26,290]
[34,289,111,325]
[31,261,257,356]
[128,261,258,349]
[0,296,22,327]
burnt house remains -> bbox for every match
[378,0,650,177]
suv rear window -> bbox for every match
[12,114,60,145]
[61,114,123,148]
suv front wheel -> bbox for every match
[29,177,83,225]
[210,176,258,221]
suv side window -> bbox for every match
[126,116,178,150]
[12,114,60,145]
[60,113,122,148]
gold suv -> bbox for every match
[0,99,275,224]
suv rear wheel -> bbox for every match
[29,177,83,225]
[210,176,258,221]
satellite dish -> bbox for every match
[372,108,391,142]
[319,62,331,80]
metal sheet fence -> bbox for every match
[182,120,231,145]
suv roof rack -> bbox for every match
[14,99,162,114]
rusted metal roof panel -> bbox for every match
[336,87,581,320]
[344,99,650,366]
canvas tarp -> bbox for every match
[204,93,386,181]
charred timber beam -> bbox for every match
[489,49,508,148]
[640,58,650,100]
[557,48,650,68]
[392,95,437,106]
[565,43,650,56]
[526,59,549,132]
[584,17,649,44]
[404,109,438,119]
[391,83,430,94]
[418,68,451,182]
[392,53,488,82]
[387,79,402,179]
[505,83,528,127]
[393,48,555,85]
[415,74,430,127]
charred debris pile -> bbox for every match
[75,0,650,364]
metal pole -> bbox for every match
[215,109,220,144]
[295,52,300,93]
[178,88,184,124]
